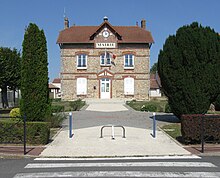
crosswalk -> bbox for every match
[14,156,220,178]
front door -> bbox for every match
[100,78,110,99]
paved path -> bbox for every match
[40,101,190,157]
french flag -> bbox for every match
[108,51,116,66]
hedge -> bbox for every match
[181,114,220,144]
[0,120,50,144]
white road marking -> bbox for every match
[25,162,217,168]
[13,171,220,178]
[35,155,200,161]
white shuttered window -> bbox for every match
[124,77,134,95]
[77,78,87,95]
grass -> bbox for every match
[51,99,86,112]
[161,123,182,141]
[126,99,168,112]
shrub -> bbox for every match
[9,108,21,118]
[69,99,85,111]
[141,104,157,112]
[0,120,50,144]
[51,105,64,113]
[181,114,220,144]
[46,113,66,128]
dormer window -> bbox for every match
[100,52,111,66]
[77,54,87,69]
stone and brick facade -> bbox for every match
[57,17,154,100]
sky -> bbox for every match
[1,0,220,82]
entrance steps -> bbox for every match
[84,98,131,104]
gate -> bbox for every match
[0,115,26,155]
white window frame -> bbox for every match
[77,54,87,69]
[100,53,111,66]
[76,78,87,95]
[124,54,134,69]
[124,77,134,95]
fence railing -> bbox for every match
[0,115,26,155]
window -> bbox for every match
[124,54,134,69]
[100,53,111,66]
[124,77,134,95]
[76,78,87,95]
[77,54,87,69]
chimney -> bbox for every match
[141,19,146,29]
[64,17,69,29]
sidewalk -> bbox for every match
[40,100,191,157]
[1,100,219,157]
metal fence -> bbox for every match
[0,115,26,155]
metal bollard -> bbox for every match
[69,112,73,138]
[112,125,115,140]
[152,112,156,138]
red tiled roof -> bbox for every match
[49,83,59,89]
[150,74,161,89]
[57,21,154,44]
[52,78,61,83]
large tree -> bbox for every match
[0,47,21,108]
[158,22,220,118]
[150,62,157,74]
[20,23,50,121]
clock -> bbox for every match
[102,30,109,38]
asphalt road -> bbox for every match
[1,156,219,178]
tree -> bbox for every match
[214,95,220,111]
[20,23,50,121]
[0,47,21,108]
[158,22,220,118]
[150,62,157,74]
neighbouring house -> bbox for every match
[149,72,162,98]
[49,78,61,99]
[0,88,20,108]
[57,16,154,100]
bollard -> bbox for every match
[112,125,115,140]
[152,112,156,138]
[69,112,73,138]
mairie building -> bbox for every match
[57,17,154,100]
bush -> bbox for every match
[181,114,220,144]
[51,105,64,113]
[69,99,85,111]
[141,104,157,112]
[46,113,66,128]
[0,120,50,144]
[9,108,21,118]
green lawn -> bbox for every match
[161,123,182,142]
[126,99,168,112]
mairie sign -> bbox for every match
[95,43,116,48]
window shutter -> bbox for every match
[124,77,134,95]
[77,78,87,95]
